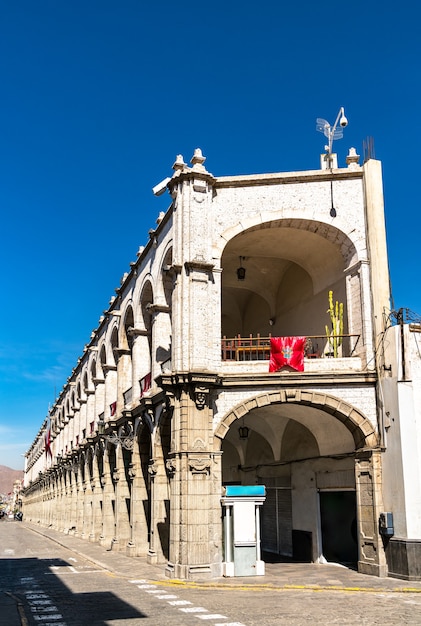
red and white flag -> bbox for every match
[269,336,306,372]
[45,414,52,459]
[140,372,152,398]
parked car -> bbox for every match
[14,512,23,521]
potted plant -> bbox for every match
[325,290,344,357]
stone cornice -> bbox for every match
[113,347,131,358]
[184,260,215,274]
[214,167,363,189]
[218,371,377,387]
[158,371,219,389]
[146,303,171,314]
[127,326,149,337]
[168,169,216,190]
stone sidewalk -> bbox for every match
[24,522,421,594]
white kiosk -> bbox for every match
[221,485,266,577]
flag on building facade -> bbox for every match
[140,372,152,398]
[45,414,52,459]
[269,336,306,372]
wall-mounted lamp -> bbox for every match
[237,256,246,281]
[97,419,134,450]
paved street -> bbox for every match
[1,518,421,625]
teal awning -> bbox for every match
[223,485,265,497]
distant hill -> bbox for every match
[0,465,24,495]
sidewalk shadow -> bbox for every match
[0,557,147,624]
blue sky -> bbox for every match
[1,1,420,470]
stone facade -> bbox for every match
[23,149,421,580]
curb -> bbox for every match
[152,579,421,594]
[4,592,28,626]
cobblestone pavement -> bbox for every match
[2,520,421,625]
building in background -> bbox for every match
[23,147,421,581]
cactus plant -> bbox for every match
[325,290,344,357]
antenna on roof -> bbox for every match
[316,107,348,168]
[363,136,375,163]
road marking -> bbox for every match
[31,600,54,605]
[31,606,60,613]
[168,600,193,606]
[180,606,209,613]
[46,566,103,575]
[131,578,247,626]
[21,577,67,626]
[129,579,146,583]
[215,623,247,626]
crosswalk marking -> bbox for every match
[168,600,192,606]
[21,577,67,626]
[131,578,247,626]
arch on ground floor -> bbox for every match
[214,389,383,571]
[214,389,378,449]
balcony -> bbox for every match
[221,334,362,374]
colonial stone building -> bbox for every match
[24,147,421,581]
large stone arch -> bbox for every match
[216,216,361,273]
[218,216,366,348]
[214,389,378,450]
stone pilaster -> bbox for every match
[131,422,152,557]
[111,444,132,551]
[355,448,387,577]
[99,446,116,548]
[164,373,222,579]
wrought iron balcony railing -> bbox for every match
[221,334,360,362]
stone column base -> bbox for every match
[99,535,112,549]
[126,542,137,557]
[147,550,158,565]
[165,561,217,580]
[358,560,387,578]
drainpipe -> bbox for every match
[397,308,406,380]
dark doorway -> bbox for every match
[320,490,358,567]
